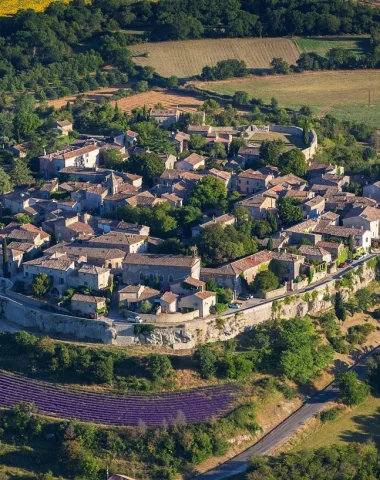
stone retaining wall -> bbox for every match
[269,125,318,160]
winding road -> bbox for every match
[195,346,379,480]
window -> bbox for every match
[140,272,144,282]
[59,278,64,285]
[149,274,154,282]
[84,281,88,287]
[159,274,164,282]
[108,263,112,268]
[168,274,174,283]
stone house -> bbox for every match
[39,144,100,179]
[309,174,350,191]
[169,131,190,153]
[200,250,274,294]
[2,192,35,214]
[342,206,380,239]
[316,241,347,261]
[236,194,276,220]
[175,153,206,171]
[7,241,40,260]
[191,214,236,238]
[179,291,216,317]
[71,294,106,317]
[315,224,372,251]
[150,108,180,127]
[51,215,95,242]
[272,252,305,282]
[2,224,51,248]
[267,174,307,190]
[236,169,274,194]
[160,154,177,170]
[302,195,325,218]
[44,244,126,271]
[160,292,179,313]
[298,245,332,263]
[97,219,150,236]
[87,232,148,254]
[363,181,380,202]
[125,130,139,147]
[85,185,108,211]
[0,244,24,277]
[161,193,183,207]
[6,143,27,158]
[237,146,260,162]
[23,253,76,296]
[118,284,160,309]
[122,254,201,286]
[56,120,73,136]
[74,265,111,291]
[207,169,233,190]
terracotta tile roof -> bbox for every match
[78,265,109,275]
[72,293,105,304]
[316,241,343,250]
[181,153,205,166]
[183,276,205,287]
[238,195,269,207]
[238,146,260,156]
[161,193,183,203]
[286,219,319,233]
[123,253,199,268]
[208,169,232,181]
[237,169,268,180]
[194,290,216,300]
[160,170,203,181]
[160,292,179,303]
[316,225,369,238]
[268,174,307,187]
[150,108,179,116]
[345,206,380,222]
[187,125,211,133]
[272,251,304,262]
[67,222,95,235]
[86,185,108,195]
[7,241,35,252]
[126,130,139,138]
[304,195,325,207]
[299,245,331,257]
[88,232,146,246]
[45,243,126,260]
[57,120,72,127]
[62,145,99,160]
[230,250,274,274]
[24,254,74,271]
[199,214,235,229]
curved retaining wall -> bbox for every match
[269,125,318,160]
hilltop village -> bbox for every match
[0,106,376,326]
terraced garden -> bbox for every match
[0,370,237,426]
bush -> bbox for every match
[194,345,218,379]
[336,371,370,406]
[251,270,279,294]
[319,406,342,423]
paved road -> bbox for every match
[194,346,379,480]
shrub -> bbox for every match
[336,371,370,406]
[193,345,218,379]
[319,406,342,422]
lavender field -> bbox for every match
[0,370,237,426]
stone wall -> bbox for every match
[269,125,318,160]
[0,294,117,344]
[134,261,375,349]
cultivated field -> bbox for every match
[0,0,69,15]
[294,36,370,57]
[195,70,380,127]
[111,88,206,113]
[130,38,300,78]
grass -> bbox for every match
[130,38,300,78]
[293,396,380,451]
[294,36,371,57]
[195,70,380,127]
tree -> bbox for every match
[15,213,33,224]
[166,76,179,88]
[278,149,307,177]
[334,292,347,323]
[140,300,153,313]
[267,237,274,251]
[189,134,206,151]
[209,143,227,159]
[303,122,309,145]
[276,317,334,384]
[146,354,173,381]
[232,90,250,106]
[270,57,290,74]
[259,139,286,166]
[103,149,125,170]
[60,440,100,478]
[31,273,52,297]
[355,288,373,312]
[189,176,227,211]
[2,238,9,278]
[229,138,246,156]
[336,371,370,406]
[277,197,303,226]
[91,356,114,383]
[266,212,278,232]
[10,159,34,187]
[0,167,12,194]
[348,234,354,258]
[135,80,149,92]
[127,152,165,186]
[194,345,217,379]
[251,270,279,294]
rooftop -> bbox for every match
[123,253,199,268]
[72,294,105,303]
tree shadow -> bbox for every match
[339,407,380,447]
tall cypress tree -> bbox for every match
[2,237,9,278]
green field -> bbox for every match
[196,70,380,127]
[294,36,371,57]
[295,396,380,451]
